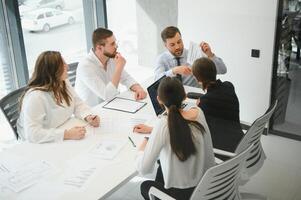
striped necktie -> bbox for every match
[175,57,182,82]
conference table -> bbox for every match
[0,78,202,200]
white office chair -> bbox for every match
[67,62,78,87]
[214,100,278,200]
[148,144,253,200]
[236,101,277,181]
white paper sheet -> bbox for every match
[103,97,146,113]
[63,165,98,189]
[88,139,127,160]
[94,115,131,134]
[0,160,54,193]
[187,41,206,64]
[130,114,153,126]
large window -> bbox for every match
[0,2,17,142]
[0,2,16,99]
[20,0,88,75]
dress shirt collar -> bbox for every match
[88,48,107,69]
[166,49,185,60]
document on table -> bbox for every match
[103,97,147,113]
[187,41,206,64]
[130,114,153,127]
[97,114,131,134]
[0,160,55,192]
[88,139,127,160]
[63,165,98,189]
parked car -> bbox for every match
[21,8,75,32]
[19,0,65,17]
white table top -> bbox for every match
[0,80,202,200]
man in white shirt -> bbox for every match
[155,26,227,87]
[75,27,147,106]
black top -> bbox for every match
[198,79,243,153]
[199,79,240,122]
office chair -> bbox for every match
[235,100,277,181]
[148,144,254,200]
[214,100,278,200]
[68,62,79,87]
[0,86,26,139]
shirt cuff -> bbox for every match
[80,109,93,121]
[54,128,65,142]
[127,80,138,90]
[166,69,175,77]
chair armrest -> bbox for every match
[213,148,237,158]
[149,186,176,200]
[215,157,224,164]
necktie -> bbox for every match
[175,57,182,82]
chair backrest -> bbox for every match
[0,87,26,139]
[190,144,253,200]
[68,62,79,87]
[234,100,278,177]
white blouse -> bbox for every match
[17,81,92,143]
[136,107,215,189]
[75,49,137,106]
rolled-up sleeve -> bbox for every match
[23,92,65,143]
[212,55,227,74]
[154,56,175,81]
[120,70,137,89]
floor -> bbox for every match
[104,133,301,200]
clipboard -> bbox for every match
[102,97,147,114]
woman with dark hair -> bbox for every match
[17,51,100,143]
[136,77,214,200]
[192,57,244,153]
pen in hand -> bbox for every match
[128,136,136,147]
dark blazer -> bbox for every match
[198,79,244,152]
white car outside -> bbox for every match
[19,0,65,17]
[21,8,74,32]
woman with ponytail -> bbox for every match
[135,77,214,200]
[17,51,100,143]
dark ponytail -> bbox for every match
[158,77,204,161]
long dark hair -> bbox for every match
[20,51,71,108]
[158,77,204,161]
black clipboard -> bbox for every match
[102,97,147,114]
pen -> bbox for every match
[128,136,136,147]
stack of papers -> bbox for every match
[187,41,207,64]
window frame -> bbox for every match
[0,0,108,93]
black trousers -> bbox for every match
[140,164,195,200]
